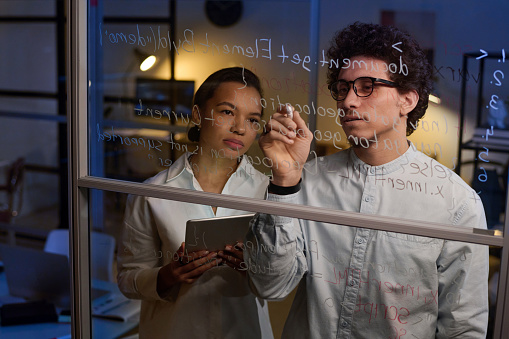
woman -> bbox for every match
[117,67,273,338]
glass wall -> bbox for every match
[76,0,509,338]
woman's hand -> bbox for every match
[157,242,221,296]
[218,242,246,275]
[259,105,313,187]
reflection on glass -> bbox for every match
[86,1,509,338]
[90,187,500,339]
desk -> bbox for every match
[0,272,139,339]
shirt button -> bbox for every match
[364,196,370,202]
[356,238,364,244]
[341,321,348,327]
[349,280,355,286]
[370,168,375,174]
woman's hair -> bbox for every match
[326,22,433,136]
[188,67,263,142]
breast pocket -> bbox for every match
[380,231,443,248]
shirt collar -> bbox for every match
[165,152,191,183]
[349,141,419,176]
[165,152,252,183]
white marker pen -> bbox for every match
[285,104,294,119]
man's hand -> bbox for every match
[259,105,313,186]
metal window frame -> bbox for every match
[68,0,509,338]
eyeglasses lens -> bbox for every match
[333,81,349,100]
[331,78,375,101]
[354,78,374,97]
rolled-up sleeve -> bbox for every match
[245,192,308,300]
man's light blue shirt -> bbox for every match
[246,144,489,339]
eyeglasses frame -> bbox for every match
[329,76,398,101]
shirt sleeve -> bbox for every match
[117,194,179,302]
[244,192,308,300]
[436,196,489,338]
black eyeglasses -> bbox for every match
[329,77,398,101]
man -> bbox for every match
[245,22,488,338]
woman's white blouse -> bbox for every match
[117,152,272,339]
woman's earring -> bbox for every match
[188,125,201,142]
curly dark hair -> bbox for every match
[327,22,432,136]
[188,67,263,142]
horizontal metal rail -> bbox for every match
[79,176,503,247]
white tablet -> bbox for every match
[184,213,256,252]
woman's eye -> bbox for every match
[221,110,234,115]
[248,118,260,124]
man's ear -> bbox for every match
[192,105,202,125]
[399,90,419,117]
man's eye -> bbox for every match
[221,110,234,115]
[248,118,260,124]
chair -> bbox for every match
[0,157,25,223]
[44,229,116,282]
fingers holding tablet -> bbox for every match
[219,242,246,273]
